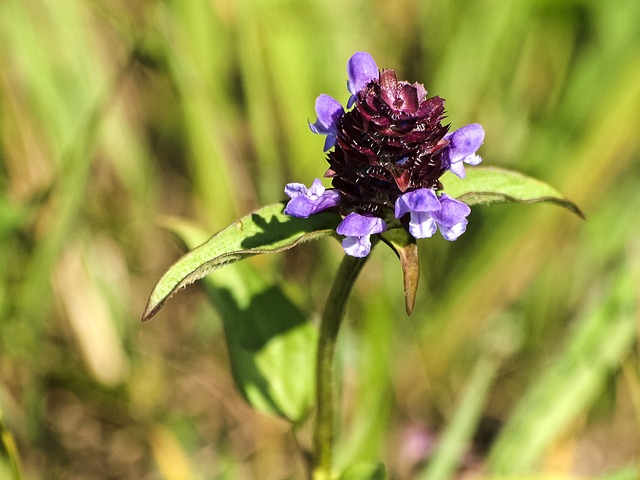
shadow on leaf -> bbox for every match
[201,263,317,421]
[239,203,340,250]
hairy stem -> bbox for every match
[312,250,371,479]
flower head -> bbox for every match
[326,65,449,219]
[284,178,341,218]
[290,52,483,256]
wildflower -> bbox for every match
[309,95,345,152]
[431,194,471,241]
[288,52,483,256]
[346,52,379,107]
[336,213,387,258]
[394,189,441,238]
[441,123,485,178]
[284,179,341,218]
[326,63,450,218]
[395,190,470,241]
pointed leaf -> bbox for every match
[441,167,584,218]
[380,229,419,315]
[142,202,341,321]
[161,217,317,422]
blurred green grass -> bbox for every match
[1,0,639,478]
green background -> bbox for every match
[1,0,639,478]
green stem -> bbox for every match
[313,250,371,479]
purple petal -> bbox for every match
[347,52,379,96]
[432,194,471,226]
[314,190,341,210]
[449,153,482,178]
[322,135,337,152]
[310,95,344,133]
[283,179,341,218]
[308,178,326,196]
[283,192,341,217]
[342,235,373,257]
[464,154,483,166]
[442,124,484,178]
[284,182,308,199]
[309,95,344,151]
[408,211,438,239]
[394,188,440,218]
[336,213,387,237]
[448,160,467,179]
[444,124,484,163]
[283,196,317,218]
[346,52,379,108]
[432,194,471,241]
[337,214,386,257]
[438,221,468,241]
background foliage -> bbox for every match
[1,0,639,478]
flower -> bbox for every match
[325,62,449,218]
[394,188,441,238]
[284,179,341,218]
[441,123,485,178]
[347,52,379,107]
[336,213,387,258]
[289,52,483,256]
[309,95,345,152]
[431,194,471,241]
[395,190,470,241]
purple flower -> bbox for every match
[395,189,471,241]
[442,123,485,178]
[336,213,387,257]
[289,52,482,258]
[325,56,450,212]
[284,179,341,218]
[347,52,379,108]
[309,94,344,151]
[394,188,441,238]
[431,194,471,240]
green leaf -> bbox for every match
[441,166,584,218]
[205,263,317,422]
[161,217,318,422]
[339,463,388,480]
[380,229,419,315]
[142,202,341,321]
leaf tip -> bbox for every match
[141,297,163,322]
[405,297,415,316]
[380,230,420,316]
[548,197,585,220]
[570,202,586,220]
